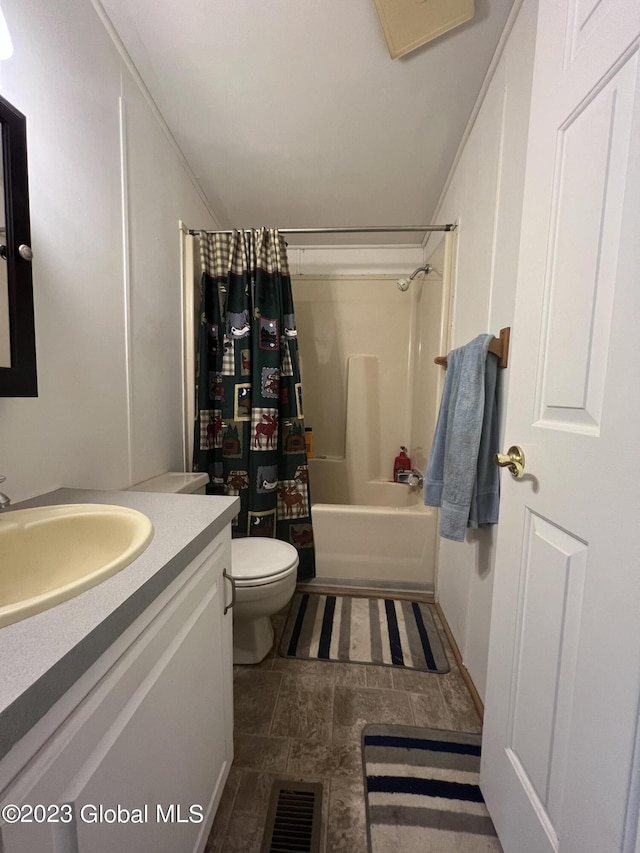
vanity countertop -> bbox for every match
[0,487,239,761]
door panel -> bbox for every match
[508,512,587,830]
[538,54,637,431]
[566,0,636,69]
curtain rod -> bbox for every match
[188,224,455,236]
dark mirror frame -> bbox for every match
[0,93,37,397]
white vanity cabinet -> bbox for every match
[0,530,234,853]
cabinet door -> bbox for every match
[1,537,233,853]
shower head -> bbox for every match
[396,265,431,291]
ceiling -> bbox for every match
[99,0,515,244]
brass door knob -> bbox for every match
[495,445,525,479]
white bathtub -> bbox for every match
[311,490,436,590]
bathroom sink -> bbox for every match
[0,504,154,628]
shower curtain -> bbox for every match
[193,228,315,581]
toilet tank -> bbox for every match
[128,472,209,495]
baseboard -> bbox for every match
[297,577,434,603]
[434,602,485,722]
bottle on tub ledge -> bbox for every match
[393,446,411,483]
[304,426,314,459]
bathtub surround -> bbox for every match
[280,593,449,674]
[425,334,500,541]
[193,228,314,581]
[293,276,413,482]
[292,263,448,591]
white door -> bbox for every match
[481,1,640,851]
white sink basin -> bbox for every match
[0,504,154,628]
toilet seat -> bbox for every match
[231,538,299,588]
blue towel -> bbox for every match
[424,334,500,541]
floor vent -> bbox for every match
[261,780,323,853]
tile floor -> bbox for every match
[205,602,482,853]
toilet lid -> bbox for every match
[231,538,299,584]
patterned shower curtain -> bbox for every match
[193,228,315,581]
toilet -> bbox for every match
[128,472,298,665]
[230,538,298,665]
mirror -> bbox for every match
[0,161,9,368]
[0,93,36,396]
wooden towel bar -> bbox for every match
[434,326,510,369]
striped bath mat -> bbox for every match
[362,725,502,852]
[279,593,449,673]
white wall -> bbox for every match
[425,0,538,701]
[0,0,216,501]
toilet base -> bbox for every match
[233,614,275,665]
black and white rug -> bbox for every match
[279,592,449,673]
[362,724,502,852]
